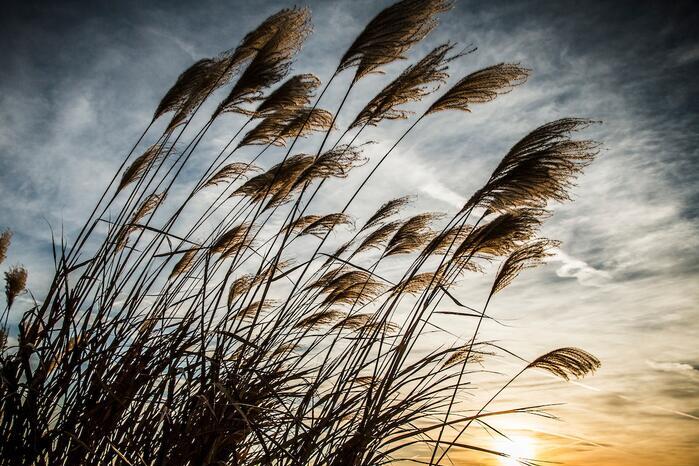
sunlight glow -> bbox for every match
[494,436,537,466]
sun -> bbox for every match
[494,435,537,466]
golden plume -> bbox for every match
[168,249,197,280]
[385,213,441,256]
[227,275,254,309]
[222,8,310,73]
[443,347,489,368]
[334,313,372,331]
[118,143,172,193]
[293,143,369,189]
[200,162,262,191]
[154,8,309,125]
[244,74,321,117]
[390,272,437,295]
[237,107,333,148]
[4,265,27,309]
[0,229,11,265]
[321,279,385,307]
[235,299,276,321]
[116,193,166,251]
[423,224,473,256]
[350,43,464,129]
[283,214,323,234]
[306,269,385,306]
[426,63,529,114]
[361,196,413,231]
[527,347,601,381]
[353,220,402,256]
[298,214,354,238]
[295,310,347,330]
[491,239,559,294]
[360,320,399,335]
[232,154,314,205]
[154,58,228,125]
[210,223,253,258]
[463,118,598,213]
[215,10,312,116]
[453,209,545,260]
[282,213,354,237]
[338,0,453,82]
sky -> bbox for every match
[1,0,698,465]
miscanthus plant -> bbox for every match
[0,1,601,465]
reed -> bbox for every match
[0,2,600,465]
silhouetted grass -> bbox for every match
[0,1,600,465]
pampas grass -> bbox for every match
[0,2,601,466]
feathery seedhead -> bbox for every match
[248,74,321,117]
[338,0,453,82]
[426,63,530,114]
[132,193,166,224]
[200,162,262,191]
[215,10,312,116]
[295,310,347,329]
[307,269,385,307]
[0,229,11,265]
[464,118,599,213]
[385,213,442,256]
[232,154,315,209]
[321,278,385,307]
[169,249,197,280]
[333,313,373,331]
[211,223,253,258]
[4,265,27,309]
[234,300,275,320]
[443,346,488,368]
[491,239,559,294]
[223,7,311,71]
[118,143,172,193]
[237,107,333,148]
[527,347,601,380]
[153,58,225,123]
[362,196,413,231]
[228,275,255,308]
[353,220,403,256]
[284,214,323,234]
[299,213,355,238]
[116,192,166,251]
[155,8,310,124]
[166,58,233,130]
[423,224,473,256]
[454,209,546,260]
[293,143,369,190]
[391,272,438,295]
[350,42,466,129]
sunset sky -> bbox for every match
[1,0,698,464]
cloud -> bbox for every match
[550,249,612,287]
[646,360,699,374]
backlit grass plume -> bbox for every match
[338,0,453,82]
[0,230,10,265]
[427,62,530,114]
[527,347,601,381]
[4,265,26,310]
[350,43,465,129]
[0,2,601,466]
